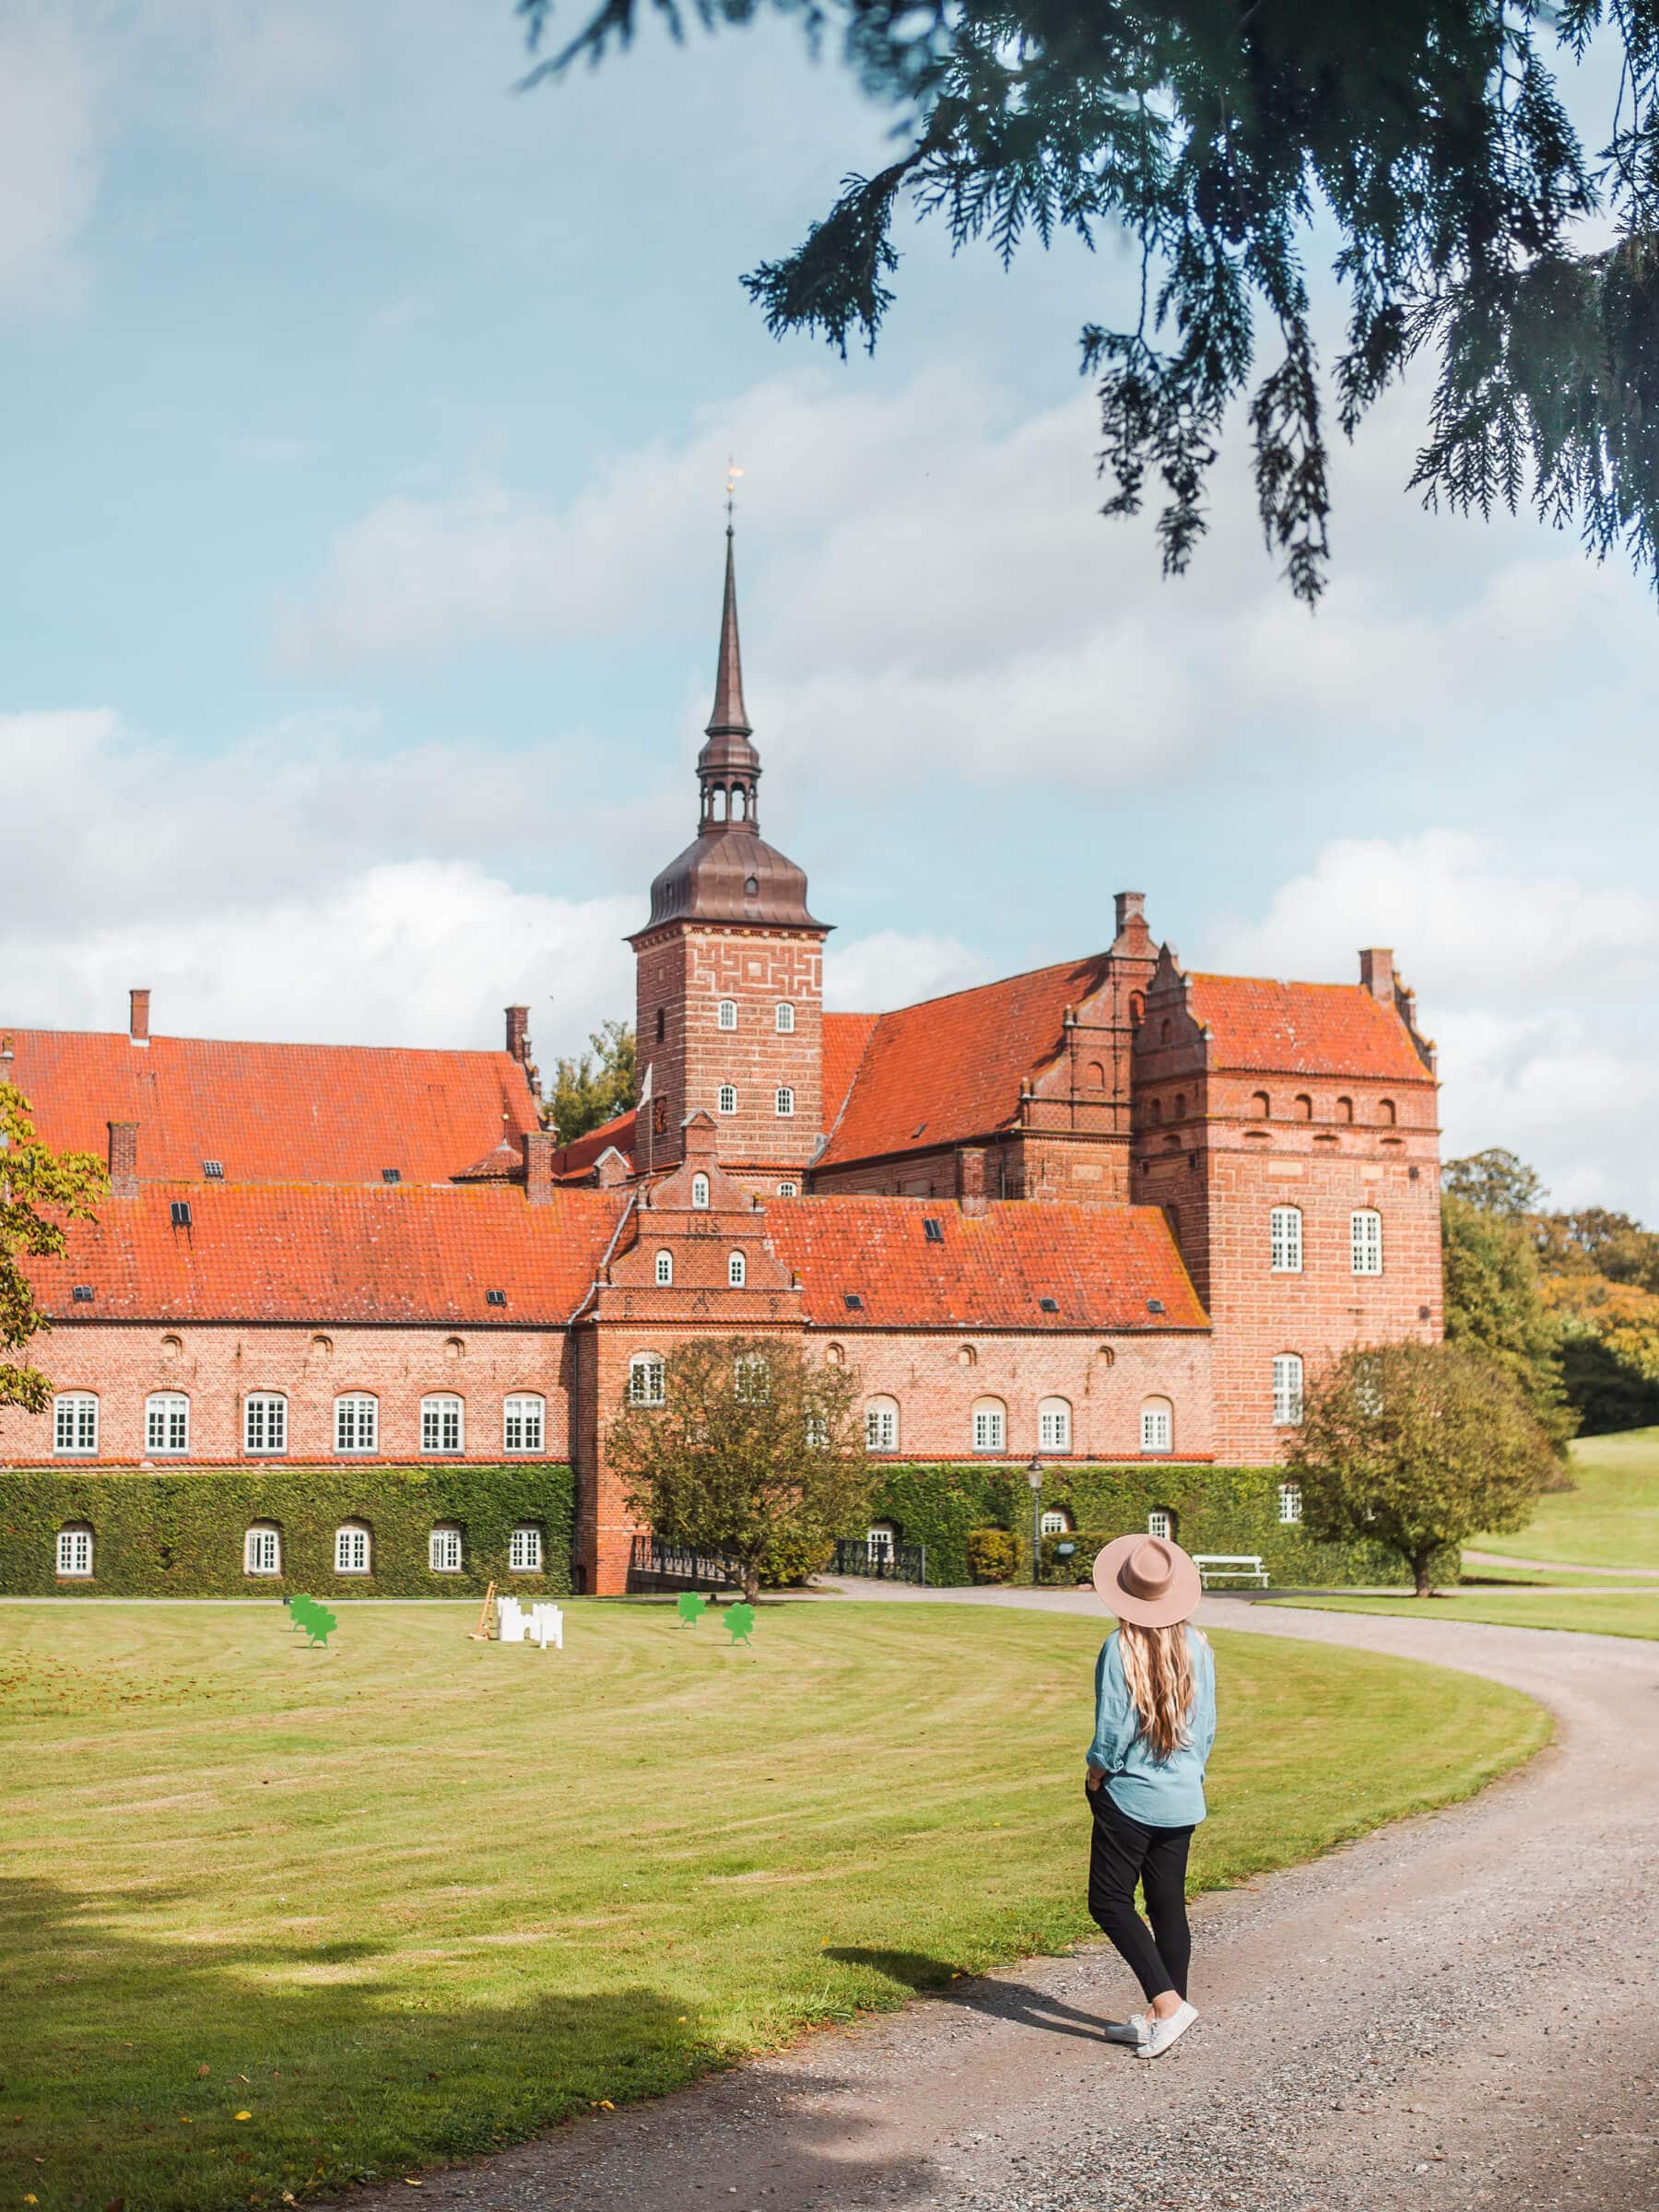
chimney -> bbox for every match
[505,1005,530,1063]
[108,1121,138,1197]
[955,1145,992,1218]
[129,988,151,1044]
[594,1147,629,1190]
[1114,890,1147,935]
[1359,948,1394,1003]
[521,1128,556,1206]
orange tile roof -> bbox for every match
[818,955,1112,1167]
[549,1106,637,1181]
[821,1012,878,1127]
[764,1198,1206,1331]
[1,1029,540,1186]
[29,1184,628,1325]
[1183,976,1431,1082]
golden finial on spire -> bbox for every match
[724,455,744,528]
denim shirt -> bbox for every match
[1086,1626,1216,1829]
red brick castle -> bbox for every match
[3,533,1442,1593]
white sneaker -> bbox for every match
[1102,2012,1149,2046]
[1135,2000,1198,2059]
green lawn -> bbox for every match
[0,1599,1547,2211]
[1475,1424,1659,1569]
[1268,1587,1659,1641]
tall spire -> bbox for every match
[696,523,761,832]
[705,524,751,741]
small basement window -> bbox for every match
[382,1168,402,1185]
[923,1218,944,1243]
[202,1159,224,1180]
[170,1200,192,1228]
[486,1288,508,1308]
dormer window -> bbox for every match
[728,1252,747,1288]
[202,1159,224,1180]
[775,1002,795,1033]
[718,1000,738,1030]
[691,1173,710,1209]
[655,1250,674,1287]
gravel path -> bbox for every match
[332,1588,1659,2212]
[1461,1547,1659,1578]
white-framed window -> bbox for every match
[244,1523,282,1576]
[503,1394,546,1453]
[1273,1353,1305,1427]
[509,1523,544,1571]
[1269,1205,1303,1273]
[1147,1508,1176,1542]
[244,1393,288,1455]
[1278,1480,1303,1524]
[777,1181,798,1196]
[55,1524,94,1578]
[1038,1396,1072,1452]
[145,1392,190,1456]
[717,999,738,1030]
[629,1351,666,1406]
[775,1001,795,1033]
[1351,1208,1383,1275]
[727,1251,747,1287]
[735,1352,770,1402]
[691,1173,711,1209]
[334,1394,378,1453]
[335,1521,372,1574]
[655,1250,674,1286]
[865,1395,900,1452]
[805,1410,829,1449]
[1040,1507,1073,1536]
[1354,1357,1383,1417]
[775,1087,794,1117]
[53,1394,98,1456]
[420,1394,464,1454]
[429,1524,464,1573]
[1140,1398,1173,1453]
[971,1396,1006,1453]
[866,1520,897,1563]
[717,1084,736,1115]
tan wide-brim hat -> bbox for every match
[1092,1533,1203,1628]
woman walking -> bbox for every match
[1085,1533,1216,2059]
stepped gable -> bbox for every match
[27,1182,629,1325]
[1182,973,1432,1080]
[763,1197,1206,1331]
[820,1011,878,1127]
[1,1027,539,1186]
[548,1106,638,1181]
[817,953,1112,1168]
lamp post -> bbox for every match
[1027,1456,1043,1586]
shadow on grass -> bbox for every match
[0,1879,945,2212]
[824,1946,1114,2043]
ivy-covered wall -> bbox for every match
[861,1463,1433,1588]
[0,1466,575,1598]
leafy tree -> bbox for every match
[606,1335,873,1600]
[1286,1341,1558,1595]
[547,1018,636,1146]
[519,0,1659,602]
[1442,1147,1547,1220]
[0,1085,107,1416]
[1441,1194,1575,1457]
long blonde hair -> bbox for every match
[1118,1620,1206,1761]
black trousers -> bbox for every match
[1086,1782,1194,2005]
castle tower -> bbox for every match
[629,528,830,1189]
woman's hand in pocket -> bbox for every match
[1085,1766,1104,1792]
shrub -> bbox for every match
[965,1527,1018,1583]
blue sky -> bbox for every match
[5,0,1657,1215]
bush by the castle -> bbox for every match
[965,1527,1019,1583]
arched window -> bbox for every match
[1159,1019,1172,1043]
[654,1250,674,1286]
[1379,1098,1397,1126]
[717,999,738,1030]
[1273,1353,1305,1427]
[1038,1396,1073,1452]
[244,1393,288,1453]
[1147,1506,1177,1541]
[1040,1506,1074,1535]
[1128,992,1146,1027]
[690,1173,710,1209]
[958,1344,977,1368]
[717,1084,737,1115]
[420,1394,464,1454]
[1140,1398,1173,1453]
[335,1521,372,1574]
[824,1342,844,1366]
[1085,1060,1106,1088]
[775,1001,795,1033]
[866,1520,898,1565]
[629,1352,666,1406]
[971,1396,1006,1452]
[53,1393,98,1456]
[865,1395,900,1452]
[1294,1093,1313,1120]
[1173,1092,1187,1120]
[244,1522,282,1576]
[777,1181,798,1196]
[145,1392,190,1455]
[775,1086,794,1117]
[334,1394,378,1453]
[1252,1090,1271,1118]
[1150,1097,1163,1124]
[503,1394,546,1452]
[1350,1208,1383,1276]
[509,1523,544,1571]
[1336,1096,1354,1124]
[429,1524,464,1573]
[1269,1205,1303,1273]
[1277,1480,1303,1524]
[727,1251,747,1287]
[56,1524,94,1578]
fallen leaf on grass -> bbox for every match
[236,2111,253,2122]
[196,2064,210,2077]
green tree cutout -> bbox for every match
[676,1591,709,1628]
[0,1083,107,1416]
[285,1595,338,1648]
[724,1601,757,1646]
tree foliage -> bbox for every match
[1441,1193,1575,1457]
[518,0,1659,603]
[547,1018,637,1147]
[1442,1146,1547,1220]
[0,1085,107,1415]
[606,1335,874,1599]
[1285,1340,1558,1594]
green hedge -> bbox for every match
[0,1466,575,1598]
[858,1462,1441,1588]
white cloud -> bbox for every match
[0,10,100,307]
[827,930,990,1014]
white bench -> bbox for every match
[1194,1554,1269,1589]
[498,1596,564,1648]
